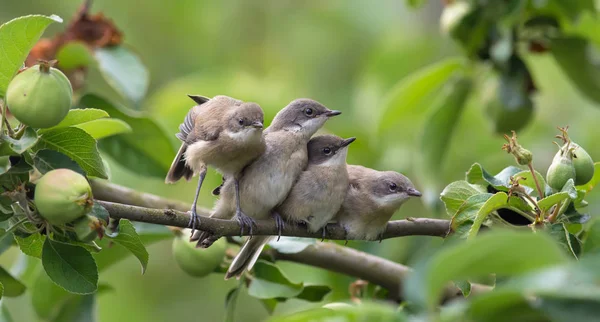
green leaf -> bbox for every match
[296,284,332,302]
[268,301,408,322]
[36,127,107,178]
[538,179,577,211]
[548,223,581,258]
[106,219,148,274]
[0,282,3,300]
[440,180,486,216]
[0,14,63,96]
[41,109,109,131]
[536,296,600,322]
[248,261,303,299]
[53,294,96,322]
[512,169,547,198]
[267,237,315,254]
[551,37,600,104]
[378,57,465,134]
[0,128,38,156]
[583,218,600,255]
[0,157,31,190]
[95,46,149,105]
[31,268,70,319]
[405,0,426,8]
[224,282,243,322]
[450,193,493,229]
[33,149,85,175]
[73,118,132,139]
[577,162,600,192]
[41,238,98,294]
[418,75,472,184]
[93,223,171,272]
[56,42,93,70]
[79,94,176,177]
[454,280,471,297]
[0,266,25,297]
[260,298,279,315]
[468,192,509,239]
[458,288,545,322]
[14,232,45,258]
[0,157,9,175]
[405,230,568,310]
[466,164,524,192]
[0,304,12,322]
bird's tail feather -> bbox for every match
[165,143,194,183]
[225,236,272,280]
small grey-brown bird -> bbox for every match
[334,165,421,241]
[165,95,266,235]
[193,98,341,279]
[275,134,355,238]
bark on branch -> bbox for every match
[97,200,450,240]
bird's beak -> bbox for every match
[251,121,264,129]
[407,188,422,197]
[340,137,356,147]
[324,110,342,117]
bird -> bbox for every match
[165,95,266,237]
[192,98,341,280]
[275,134,355,240]
[334,165,422,241]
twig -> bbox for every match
[97,200,450,240]
[90,179,196,212]
[273,242,492,301]
[527,162,544,199]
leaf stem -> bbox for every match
[528,162,544,199]
[547,201,562,223]
[5,217,28,234]
[0,100,5,136]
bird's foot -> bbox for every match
[321,225,328,242]
[271,212,285,241]
[235,210,256,236]
[187,209,200,237]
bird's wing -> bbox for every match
[175,108,197,142]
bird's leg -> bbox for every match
[321,224,328,242]
[341,225,349,246]
[271,211,285,241]
[188,167,207,237]
[234,178,255,236]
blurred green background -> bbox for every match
[0,1,599,321]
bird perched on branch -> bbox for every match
[335,165,421,241]
[192,98,341,280]
[276,135,355,239]
[165,95,266,236]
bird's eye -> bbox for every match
[323,147,332,155]
[238,119,244,125]
[389,182,397,191]
[304,108,314,117]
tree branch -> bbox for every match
[98,200,450,240]
[273,243,492,301]
[91,180,490,300]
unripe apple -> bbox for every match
[6,62,73,128]
[35,169,93,225]
[172,232,227,277]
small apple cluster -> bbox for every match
[4,61,102,242]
